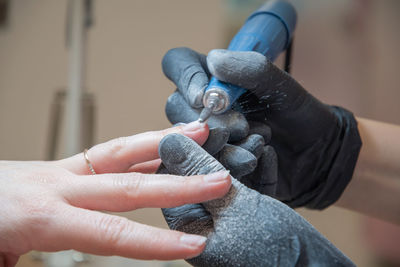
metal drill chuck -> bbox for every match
[203,88,230,115]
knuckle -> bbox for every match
[97,215,131,247]
[143,129,168,141]
[113,173,146,201]
[180,64,199,87]
[140,130,161,141]
[163,176,192,205]
[181,176,194,188]
[20,164,64,186]
[106,137,128,160]
[159,128,175,137]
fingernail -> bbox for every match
[204,170,230,183]
[181,120,205,133]
[180,234,207,248]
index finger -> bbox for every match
[56,121,209,175]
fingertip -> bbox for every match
[162,47,189,75]
[217,172,232,197]
[202,127,230,155]
[200,171,232,200]
[185,248,205,260]
[150,230,207,260]
[207,50,269,91]
[163,121,209,144]
[180,120,207,132]
[203,170,231,186]
[180,121,209,146]
[179,234,207,259]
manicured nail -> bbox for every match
[180,234,207,248]
[182,120,206,133]
[204,170,230,183]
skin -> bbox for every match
[0,121,232,267]
[337,118,400,224]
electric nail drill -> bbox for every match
[199,0,297,122]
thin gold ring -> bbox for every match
[83,149,96,175]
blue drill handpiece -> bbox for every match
[199,0,297,122]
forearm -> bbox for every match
[336,118,400,224]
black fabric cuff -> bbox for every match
[304,107,362,209]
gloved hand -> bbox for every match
[199,125,275,179]
[162,47,362,209]
[163,48,277,183]
[157,133,354,267]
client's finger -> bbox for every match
[62,171,231,211]
[56,121,209,175]
[41,206,207,260]
[128,159,162,173]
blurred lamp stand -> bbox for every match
[35,0,96,266]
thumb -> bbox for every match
[158,133,226,176]
[207,49,307,113]
[207,49,270,92]
[159,134,244,216]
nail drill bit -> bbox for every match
[197,0,296,121]
[199,89,229,122]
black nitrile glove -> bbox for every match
[203,127,273,178]
[157,133,354,267]
[163,48,276,180]
[171,125,261,178]
[162,47,362,209]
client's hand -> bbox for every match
[158,134,355,267]
[0,122,231,266]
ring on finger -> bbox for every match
[83,149,97,175]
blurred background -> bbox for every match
[0,0,399,266]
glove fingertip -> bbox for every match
[159,133,188,167]
[234,134,265,159]
[159,133,226,177]
[165,91,199,124]
[248,121,272,144]
[202,127,230,155]
[219,144,258,177]
[258,145,278,192]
